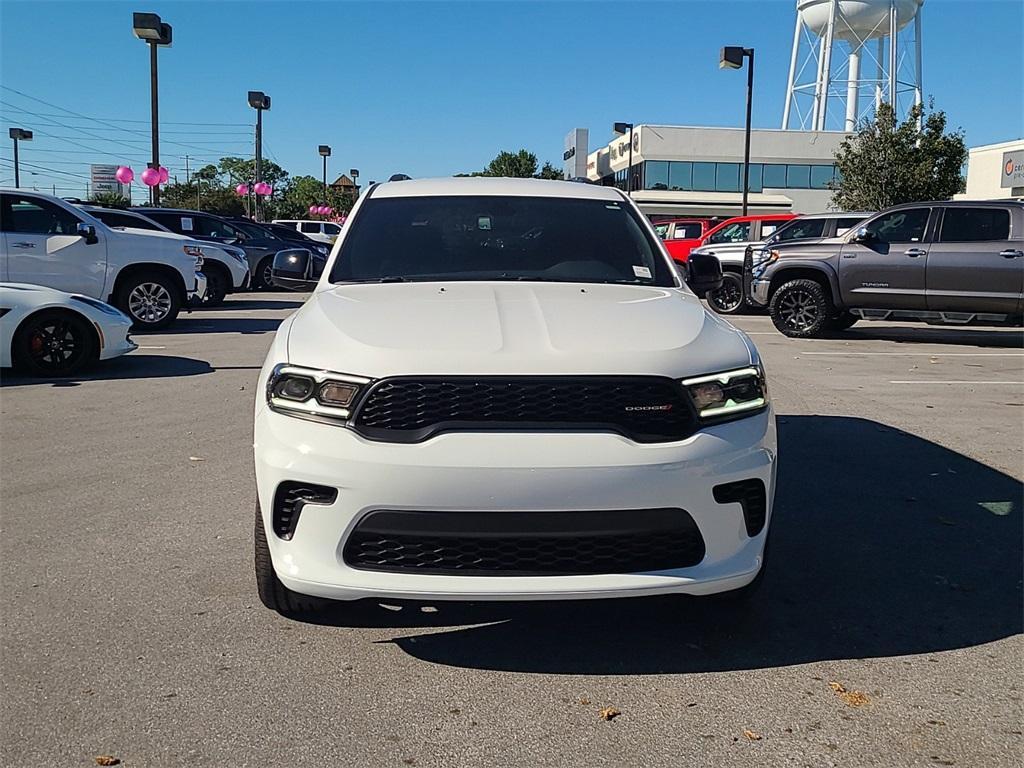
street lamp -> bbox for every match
[612,122,634,196]
[720,45,755,216]
[8,128,32,188]
[248,91,271,220]
[132,12,172,205]
[318,145,331,202]
[349,168,359,196]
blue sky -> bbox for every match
[1,0,1021,195]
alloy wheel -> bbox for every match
[128,282,172,324]
[27,319,86,371]
[709,276,743,313]
[777,289,819,330]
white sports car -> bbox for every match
[0,283,136,375]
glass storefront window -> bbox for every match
[716,163,741,192]
[692,162,716,191]
[787,164,811,188]
[668,162,692,191]
[747,163,763,193]
[644,161,669,190]
[810,165,835,189]
[762,163,787,188]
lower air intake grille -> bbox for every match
[351,376,697,443]
[713,479,767,536]
[342,508,706,576]
[272,481,337,540]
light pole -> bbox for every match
[349,168,359,197]
[8,128,32,187]
[248,91,271,220]
[720,46,755,216]
[612,122,634,196]
[132,12,172,205]
[319,145,331,203]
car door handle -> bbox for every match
[999,249,1024,258]
[11,241,36,248]
[904,248,927,257]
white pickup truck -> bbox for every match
[0,190,205,330]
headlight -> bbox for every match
[184,244,204,268]
[266,364,370,424]
[681,366,768,422]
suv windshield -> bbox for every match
[329,195,675,287]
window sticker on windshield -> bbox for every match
[181,217,193,231]
[478,216,491,230]
[633,265,652,279]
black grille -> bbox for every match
[713,479,767,536]
[272,481,337,540]
[342,508,706,576]
[351,376,696,443]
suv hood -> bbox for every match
[286,282,753,378]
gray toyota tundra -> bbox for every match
[747,201,1024,337]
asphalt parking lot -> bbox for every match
[1,293,1021,768]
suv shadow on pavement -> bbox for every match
[301,415,1022,674]
[835,325,1024,349]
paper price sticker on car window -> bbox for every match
[633,265,652,279]
[181,217,194,231]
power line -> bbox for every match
[0,104,249,127]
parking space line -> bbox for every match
[804,352,1024,357]
[889,380,1024,385]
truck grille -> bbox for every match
[351,376,696,443]
[342,508,706,576]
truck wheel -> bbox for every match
[201,265,228,307]
[707,272,746,315]
[254,501,334,619]
[13,309,98,376]
[769,279,833,338]
[115,272,181,331]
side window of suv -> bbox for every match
[864,208,930,243]
[1,194,81,235]
[300,222,321,234]
[939,208,1010,242]
[707,222,751,244]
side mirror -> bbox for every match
[76,222,98,245]
[850,226,874,244]
[270,248,318,291]
[684,252,724,298]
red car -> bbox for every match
[679,213,799,264]
[652,218,716,262]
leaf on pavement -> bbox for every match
[598,706,621,721]
[95,757,121,767]
[188,456,205,462]
[829,681,870,707]
[742,729,762,741]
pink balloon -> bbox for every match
[141,167,161,187]
[308,205,318,214]
[115,166,134,184]
[254,182,271,196]
[235,183,249,196]
[324,207,333,215]
[318,206,328,215]
[158,166,169,184]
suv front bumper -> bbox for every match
[749,278,771,308]
[188,272,208,303]
[254,408,778,603]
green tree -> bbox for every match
[161,181,246,216]
[274,175,354,219]
[831,101,967,211]
[459,150,565,179]
[88,192,130,208]
[216,157,289,189]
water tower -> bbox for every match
[782,0,924,132]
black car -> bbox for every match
[134,208,288,290]
[225,218,330,286]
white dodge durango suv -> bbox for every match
[253,177,777,617]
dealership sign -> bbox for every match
[91,164,126,196]
[563,128,588,180]
[1001,150,1024,189]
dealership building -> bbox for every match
[958,139,1024,200]
[564,125,847,217]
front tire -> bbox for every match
[201,266,228,307]
[254,501,334,618]
[706,272,746,315]
[13,309,97,376]
[769,278,834,338]
[254,256,275,291]
[115,272,181,331]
